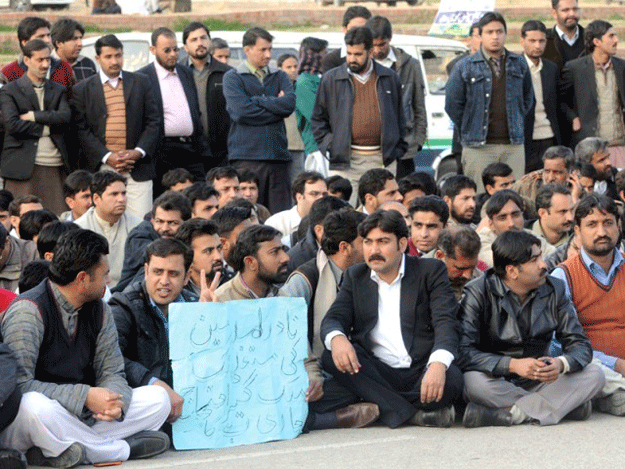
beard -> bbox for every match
[348,59,369,75]
[451,206,474,225]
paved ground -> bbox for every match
[58,412,624,469]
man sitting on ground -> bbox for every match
[434,227,482,301]
[357,168,403,215]
[532,183,574,250]
[441,175,477,227]
[61,170,93,222]
[184,183,220,220]
[407,195,448,258]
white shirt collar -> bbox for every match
[375,47,397,69]
[555,25,579,46]
[99,69,123,85]
[370,254,406,286]
[524,53,542,73]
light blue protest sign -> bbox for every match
[169,297,309,450]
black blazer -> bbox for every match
[559,54,625,146]
[71,71,160,182]
[320,256,459,370]
[524,57,561,153]
[321,48,345,74]
[136,62,210,160]
[0,74,71,180]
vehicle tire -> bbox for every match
[9,0,31,11]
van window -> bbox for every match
[419,48,465,95]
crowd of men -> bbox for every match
[0,0,625,467]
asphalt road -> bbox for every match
[70,411,624,469]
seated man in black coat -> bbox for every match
[458,230,604,427]
[320,210,463,428]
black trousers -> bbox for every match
[526,137,557,174]
[396,157,416,180]
[232,160,291,214]
[322,344,463,428]
[155,138,206,197]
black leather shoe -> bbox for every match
[409,406,455,428]
[25,443,84,468]
[0,449,27,469]
[124,431,170,460]
[565,401,592,421]
[463,402,513,428]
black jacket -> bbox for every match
[559,55,625,146]
[0,75,71,180]
[458,270,592,387]
[0,342,20,432]
[523,57,561,154]
[71,70,160,182]
[113,220,159,293]
[286,227,318,275]
[109,281,198,387]
[321,48,344,74]
[544,25,585,71]
[320,256,459,370]
[311,61,407,169]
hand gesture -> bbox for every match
[86,387,125,421]
[199,269,220,302]
[330,335,360,375]
[420,362,446,404]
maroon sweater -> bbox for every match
[1,57,74,93]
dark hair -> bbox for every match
[293,171,325,198]
[345,26,373,50]
[17,17,50,50]
[580,162,598,181]
[492,230,541,278]
[206,166,239,185]
[299,37,328,54]
[48,229,109,286]
[182,21,210,45]
[585,20,612,53]
[145,237,193,272]
[485,189,525,219]
[468,21,480,37]
[309,196,350,229]
[37,221,80,259]
[535,183,571,211]
[18,209,57,242]
[151,27,176,47]
[230,225,282,272]
[22,39,50,58]
[151,191,192,221]
[326,175,352,201]
[408,195,449,225]
[358,168,395,205]
[441,174,477,199]
[237,168,260,186]
[19,260,49,293]
[543,145,575,170]
[398,172,437,197]
[358,209,409,240]
[0,190,14,212]
[224,197,257,214]
[162,168,194,190]
[91,171,126,198]
[0,224,7,248]
[321,209,366,256]
[63,170,93,199]
[277,53,297,68]
[242,27,273,47]
[574,194,619,226]
[184,182,219,206]
[95,34,123,55]
[50,18,84,50]
[175,218,219,246]
[212,206,253,237]
[343,6,372,27]
[482,162,513,189]
[521,19,547,37]
[209,37,229,54]
[366,15,392,40]
[8,195,41,217]
[479,11,507,34]
[437,226,481,259]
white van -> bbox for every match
[82,30,467,178]
[0,0,71,10]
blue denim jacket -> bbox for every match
[445,49,534,147]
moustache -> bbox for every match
[594,236,612,243]
[368,254,386,263]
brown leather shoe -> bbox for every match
[335,403,380,428]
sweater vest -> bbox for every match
[486,58,510,144]
[351,71,381,147]
[103,81,127,152]
[21,280,103,386]
[560,254,625,358]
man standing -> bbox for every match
[138,27,210,194]
[520,20,561,174]
[223,27,295,214]
[1,17,73,92]
[320,210,463,428]
[75,171,141,289]
[0,229,171,465]
[50,18,96,82]
[544,0,584,70]
[311,27,406,205]
[182,22,231,168]
[73,34,160,219]
[367,16,427,179]
[459,230,603,427]
[560,20,625,167]
[445,12,533,192]
[0,39,71,216]
[321,6,371,73]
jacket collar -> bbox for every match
[235,62,279,76]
